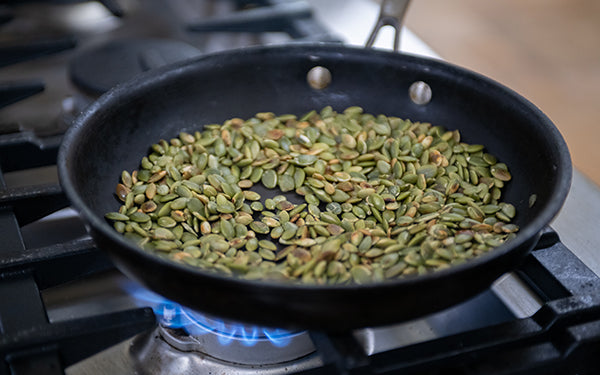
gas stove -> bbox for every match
[2,1,600,374]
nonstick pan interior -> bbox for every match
[58,44,571,330]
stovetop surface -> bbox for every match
[2,0,600,374]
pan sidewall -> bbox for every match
[91,224,540,330]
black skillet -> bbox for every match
[57,43,571,330]
[57,0,571,330]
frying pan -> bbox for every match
[57,27,571,331]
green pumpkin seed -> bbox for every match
[258,240,277,251]
[220,219,235,240]
[368,194,385,211]
[259,248,276,261]
[246,238,259,251]
[261,169,277,189]
[278,174,295,192]
[243,190,261,201]
[154,227,176,240]
[105,212,129,221]
[416,164,438,179]
[384,262,407,278]
[248,201,263,212]
[157,216,177,228]
[350,265,372,284]
[129,211,151,223]
[501,203,516,218]
[216,194,236,213]
[271,226,284,239]
[234,223,249,238]
[491,164,512,181]
[250,221,270,234]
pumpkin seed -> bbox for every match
[129,211,151,223]
[350,265,372,284]
[243,190,261,201]
[105,212,130,221]
[261,169,277,189]
[250,221,270,234]
[216,194,236,213]
[278,174,295,192]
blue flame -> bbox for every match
[122,281,296,348]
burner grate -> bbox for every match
[186,0,337,41]
[0,37,77,69]
[0,81,44,111]
[300,233,600,375]
[0,134,156,375]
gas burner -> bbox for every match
[158,314,314,365]
[126,281,315,365]
[128,327,322,375]
[68,37,202,96]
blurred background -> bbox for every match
[404,0,600,186]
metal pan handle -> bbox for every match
[365,0,411,51]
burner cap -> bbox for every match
[69,38,201,96]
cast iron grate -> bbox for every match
[302,231,600,375]
[0,135,156,375]
[187,0,338,41]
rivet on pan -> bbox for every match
[307,66,332,90]
[409,81,432,105]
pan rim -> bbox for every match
[58,43,572,293]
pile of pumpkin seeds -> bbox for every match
[105,106,518,284]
